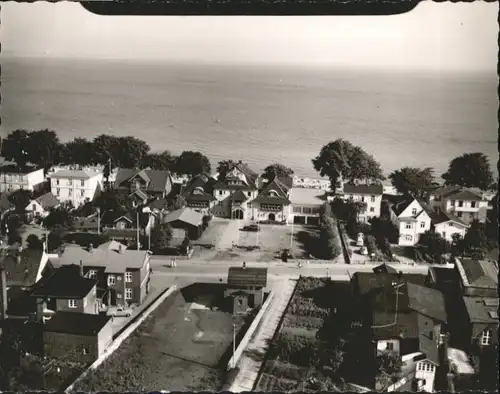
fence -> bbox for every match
[65,285,178,393]
[337,221,351,264]
[226,291,275,370]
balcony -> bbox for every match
[260,204,282,212]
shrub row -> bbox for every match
[287,297,329,318]
[318,204,342,260]
[282,314,325,330]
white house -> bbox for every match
[0,165,45,193]
[426,208,469,242]
[340,183,384,222]
[429,186,489,225]
[50,169,103,207]
[390,198,432,246]
[25,192,60,219]
[288,187,325,225]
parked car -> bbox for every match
[360,246,368,256]
[356,233,364,247]
[243,224,260,232]
[106,306,133,317]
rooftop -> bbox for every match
[33,192,60,210]
[0,249,45,287]
[50,169,102,179]
[445,189,484,202]
[0,164,41,174]
[406,282,447,322]
[58,244,148,273]
[289,187,327,206]
[456,259,498,289]
[44,311,111,336]
[228,267,268,288]
[462,296,499,323]
[343,183,384,195]
[163,207,203,227]
[31,265,97,299]
[115,168,171,193]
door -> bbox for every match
[268,213,276,221]
[232,209,244,220]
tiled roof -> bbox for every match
[51,169,101,179]
[391,198,415,217]
[31,265,97,299]
[163,207,203,227]
[58,244,148,274]
[129,189,149,201]
[34,192,60,210]
[430,185,462,198]
[253,177,291,206]
[44,312,111,336]
[343,183,384,195]
[115,168,171,193]
[227,190,249,202]
[353,272,427,296]
[214,161,259,189]
[445,189,484,202]
[457,259,498,288]
[427,208,468,226]
[463,296,499,324]
[406,282,447,322]
[0,249,44,287]
[181,174,215,199]
[228,267,268,288]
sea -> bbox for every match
[0,57,497,179]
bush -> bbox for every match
[288,297,329,318]
[64,232,110,248]
[26,234,43,250]
[318,216,342,259]
[269,332,320,368]
[283,314,324,330]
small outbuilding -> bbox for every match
[163,207,204,240]
[225,267,268,315]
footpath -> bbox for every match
[229,278,297,392]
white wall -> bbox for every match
[212,188,258,218]
[0,168,45,192]
[415,361,437,392]
[51,174,103,207]
[341,193,382,222]
[393,200,431,246]
[376,339,400,357]
[434,221,467,242]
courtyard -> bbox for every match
[73,283,248,392]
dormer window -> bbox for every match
[411,208,417,216]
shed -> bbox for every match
[226,267,268,313]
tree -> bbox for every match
[485,193,498,245]
[47,231,64,252]
[62,138,95,166]
[150,223,173,252]
[462,220,490,257]
[418,230,450,263]
[26,130,63,172]
[8,190,33,213]
[312,139,384,190]
[262,163,294,183]
[43,206,73,230]
[26,234,43,250]
[116,137,150,168]
[442,153,493,191]
[0,130,31,169]
[389,167,435,199]
[175,151,211,177]
[142,151,176,171]
[216,160,233,181]
[376,351,402,376]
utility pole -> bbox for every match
[96,207,101,235]
[136,210,140,251]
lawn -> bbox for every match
[73,284,247,392]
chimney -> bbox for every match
[80,260,84,277]
[0,267,8,321]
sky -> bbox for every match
[0,1,498,71]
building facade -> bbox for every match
[50,169,103,207]
[340,183,384,222]
[390,199,432,246]
[250,177,292,223]
[114,168,173,200]
[429,187,489,225]
[0,166,45,193]
[289,187,325,225]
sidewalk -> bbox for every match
[229,278,297,392]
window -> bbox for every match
[56,179,60,185]
[348,195,353,200]
[371,195,376,202]
[80,180,85,187]
[361,196,365,202]
[405,223,412,229]
[429,331,434,340]
[82,347,89,355]
[125,288,133,300]
[69,189,73,195]
[117,293,122,299]
[450,200,455,206]
[448,222,454,226]
[247,203,252,208]
[411,208,417,216]
[68,299,77,308]
[32,204,36,211]
[405,235,413,241]
[125,272,133,283]
[370,207,375,212]
[218,202,223,207]
[471,201,476,208]
[386,342,394,350]
[457,212,463,218]
[219,190,223,195]
[481,329,492,345]
[420,221,425,228]
[248,192,251,197]
[80,190,85,197]
[56,188,60,196]
[108,275,116,285]
[88,270,97,279]
[442,232,446,238]
[293,206,302,213]
[458,200,463,207]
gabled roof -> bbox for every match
[463,296,499,324]
[163,207,203,227]
[31,265,97,299]
[181,174,215,199]
[128,189,149,201]
[130,169,151,184]
[214,161,259,190]
[445,189,484,202]
[147,198,170,211]
[289,187,327,206]
[0,249,44,287]
[372,263,398,274]
[228,267,268,288]
[352,271,427,296]
[406,282,446,322]
[343,183,384,195]
[430,185,462,198]
[51,169,101,179]
[44,312,111,336]
[427,209,468,227]
[34,192,60,210]
[58,244,148,273]
[97,240,127,251]
[456,259,498,289]
[227,190,249,202]
[114,168,171,193]
[391,198,414,217]
[253,177,291,205]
